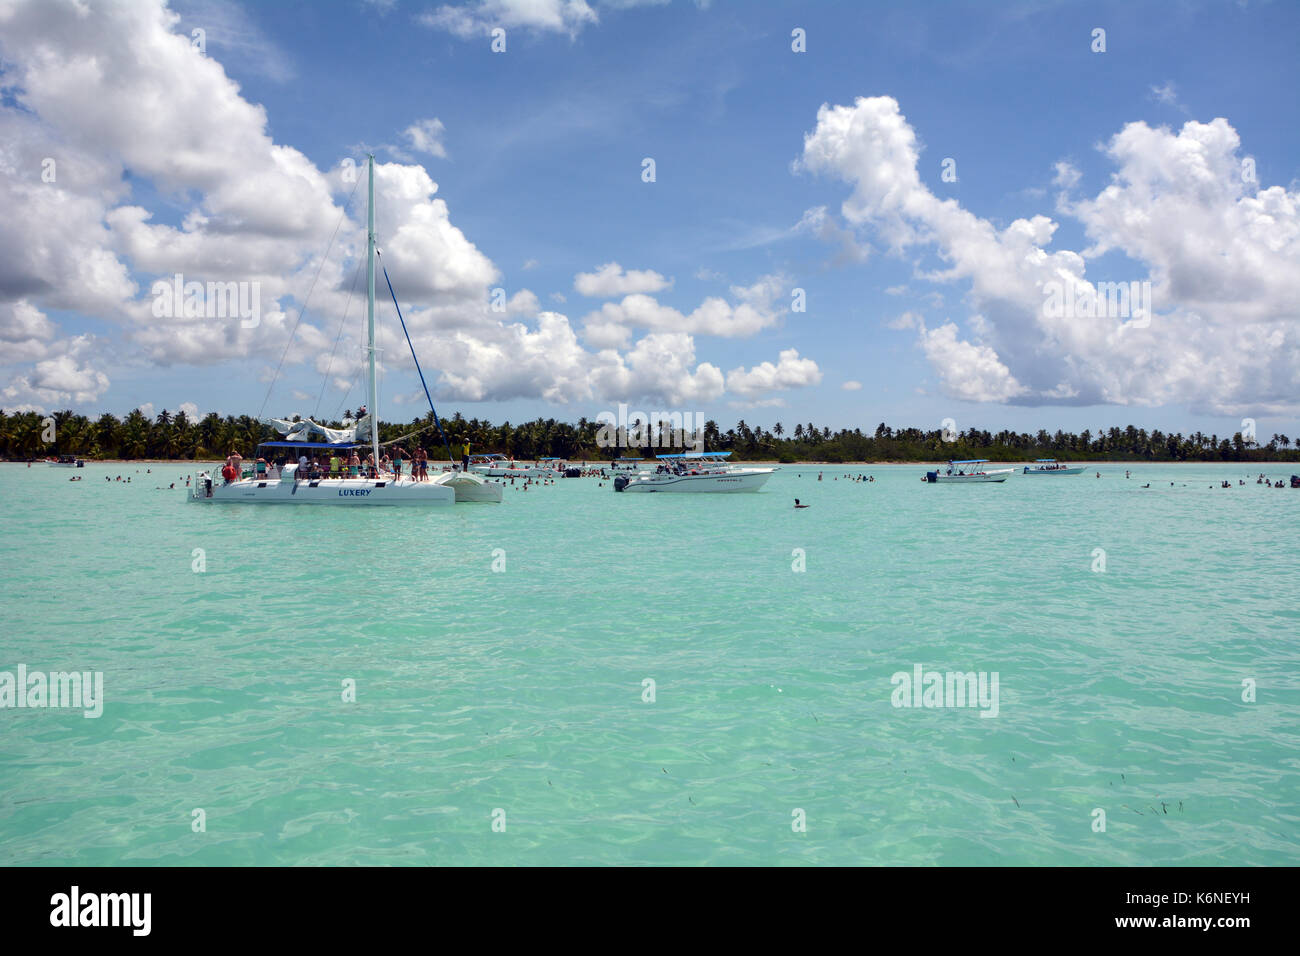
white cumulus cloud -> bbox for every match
[798,95,1300,413]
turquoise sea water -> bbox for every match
[1,460,1297,866]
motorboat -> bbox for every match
[612,452,776,492]
[605,458,648,472]
[923,459,1013,483]
[48,455,84,468]
[1022,458,1083,475]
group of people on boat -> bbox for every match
[219,446,439,483]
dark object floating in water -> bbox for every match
[1012,795,1020,808]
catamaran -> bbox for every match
[1022,458,1084,475]
[923,459,1013,483]
[189,155,501,506]
[612,452,776,492]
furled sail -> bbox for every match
[262,413,372,444]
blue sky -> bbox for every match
[2,0,1298,442]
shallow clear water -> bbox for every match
[1,461,1297,865]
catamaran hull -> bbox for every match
[615,470,775,492]
[433,473,504,502]
[189,476,456,505]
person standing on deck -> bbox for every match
[461,439,471,475]
[391,445,404,481]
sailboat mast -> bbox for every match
[366,153,380,472]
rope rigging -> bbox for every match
[378,249,456,465]
[257,173,363,422]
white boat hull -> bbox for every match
[615,468,775,493]
[1022,466,1084,475]
[431,472,504,502]
[480,461,547,478]
[190,474,455,505]
[926,468,1013,483]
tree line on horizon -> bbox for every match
[2,406,1298,464]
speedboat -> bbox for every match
[487,459,547,478]
[536,458,570,476]
[467,453,504,474]
[467,453,548,477]
[923,459,1013,483]
[613,452,776,492]
[1022,458,1083,475]
[48,455,84,468]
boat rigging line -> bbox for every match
[256,172,364,422]
[312,254,365,422]
[378,249,455,464]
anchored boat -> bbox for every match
[1022,458,1083,475]
[606,458,648,472]
[189,155,500,506]
[923,459,1013,483]
[612,452,776,492]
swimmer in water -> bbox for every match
[794,499,810,509]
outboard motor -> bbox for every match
[565,467,581,478]
[925,471,938,483]
[613,475,629,492]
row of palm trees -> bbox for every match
[3,406,1297,463]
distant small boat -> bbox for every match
[923,459,1013,483]
[606,458,648,472]
[48,455,84,468]
[1022,458,1084,476]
